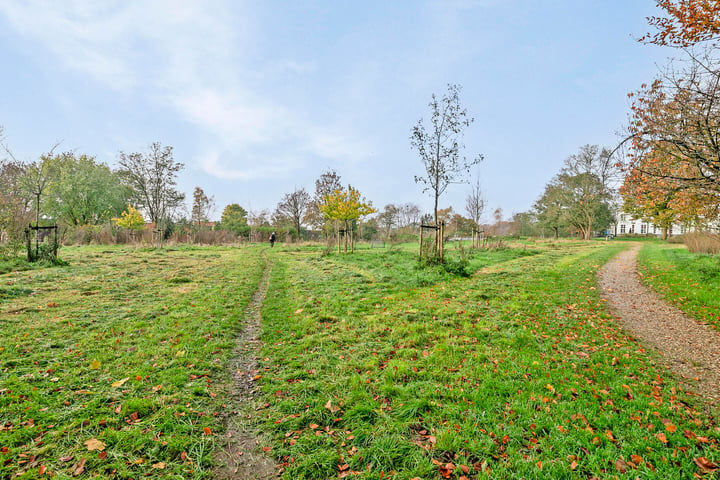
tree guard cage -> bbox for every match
[25,224,59,262]
[337,227,352,253]
[419,222,445,261]
[472,228,484,248]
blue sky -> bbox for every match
[0,1,669,221]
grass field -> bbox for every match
[1,245,266,478]
[638,242,720,331]
[1,240,719,479]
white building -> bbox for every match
[611,213,690,237]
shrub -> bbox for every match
[683,232,720,254]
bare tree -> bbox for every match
[306,169,343,233]
[563,144,618,195]
[21,144,62,229]
[275,187,311,238]
[465,178,486,227]
[397,203,421,230]
[117,142,185,225]
[377,204,399,238]
[411,84,483,224]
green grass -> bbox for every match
[259,241,720,479]
[2,241,719,479]
[1,245,265,479]
[638,242,720,331]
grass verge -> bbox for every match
[638,242,720,331]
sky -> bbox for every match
[0,1,671,222]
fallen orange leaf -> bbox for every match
[694,457,718,472]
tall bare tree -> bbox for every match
[396,203,421,230]
[275,187,311,238]
[117,142,185,225]
[411,84,483,224]
[21,145,61,229]
[465,178,486,228]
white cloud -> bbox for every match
[0,0,367,180]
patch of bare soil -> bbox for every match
[598,243,720,408]
[214,254,276,479]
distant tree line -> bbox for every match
[1,82,493,255]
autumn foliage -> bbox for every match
[644,0,720,46]
[112,205,145,231]
[320,185,375,253]
[622,56,720,227]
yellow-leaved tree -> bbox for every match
[320,185,375,253]
[113,205,145,234]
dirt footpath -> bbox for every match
[214,254,276,479]
[598,243,720,405]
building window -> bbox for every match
[620,225,626,234]
[620,214,626,221]
[641,224,647,234]
[681,225,686,234]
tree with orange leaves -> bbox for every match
[624,1,720,230]
[625,55,720,212]
[643,0,720,46]
[620,148,705,239]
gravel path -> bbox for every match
[598,243,720,404]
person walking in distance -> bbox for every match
[269,231,276,247]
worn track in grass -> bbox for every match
[214,251,276,479]
[599,243,720,407]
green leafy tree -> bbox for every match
[534,182,566,239]
[321,185,375,253]
[44,153,128,226]
[0,158,30,244]
[218,203,249,236]
[538,172,613,240]
[535,145,617,240]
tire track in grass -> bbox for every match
[215,250,276,479]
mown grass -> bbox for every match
[259,241,720,479]
[1,245,265,479]
[638,242,720,331]
[3,241,719,479]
